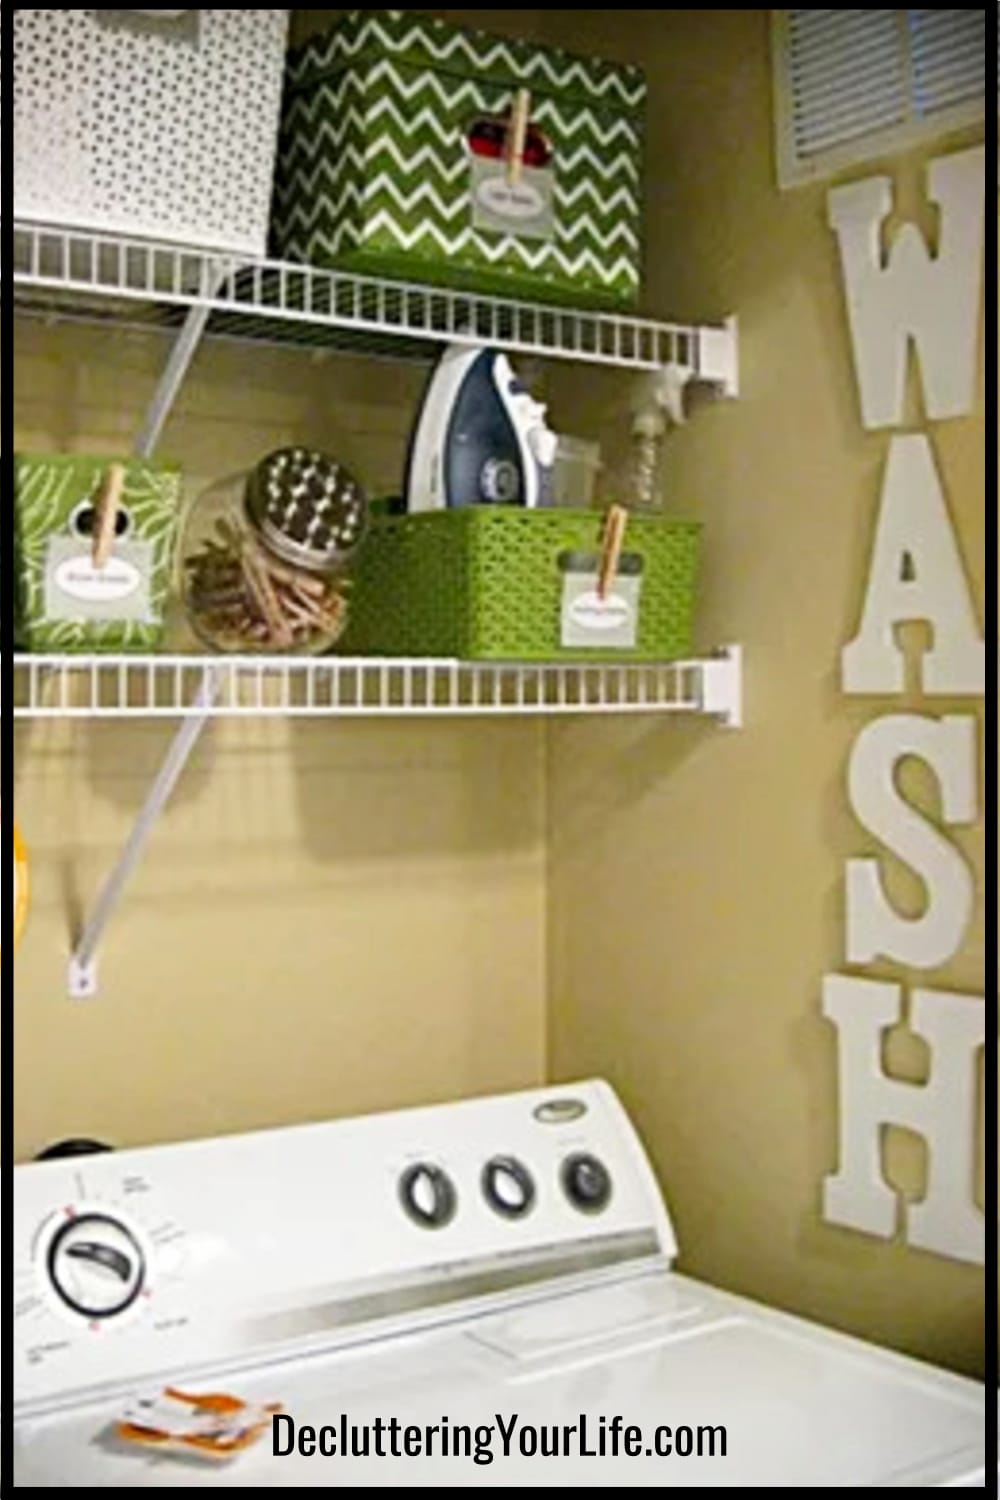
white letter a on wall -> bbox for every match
[827,146,984,429]
[842,435,984,695]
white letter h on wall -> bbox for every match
[822,975,984,1265]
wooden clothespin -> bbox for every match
[597,505,629,600]
[92,462,126,569]
[505,88,531,188]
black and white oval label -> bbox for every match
[54,555,141,605]
[476,177,546,222]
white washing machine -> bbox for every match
[12,1081,987,1487]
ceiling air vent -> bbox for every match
[772,9,987,188]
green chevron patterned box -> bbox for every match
[272,9,645,308]
[14,454,182,653]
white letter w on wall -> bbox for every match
[827,146,984,429]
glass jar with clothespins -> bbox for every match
[181,448,368,654]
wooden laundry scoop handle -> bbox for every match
[92,462,126,569]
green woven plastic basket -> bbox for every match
[339,508,701,662]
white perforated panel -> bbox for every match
[13,9,288,255]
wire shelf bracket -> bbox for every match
[699,645,743,728]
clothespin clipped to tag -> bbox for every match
[597,505,629,601]
[92,462,126,570]
[505,88,531,187]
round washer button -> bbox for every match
[399,1163,457,1229]
[482,1156,536,1219]
[561,1152,613,1213]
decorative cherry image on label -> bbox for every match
[466,113,552,168]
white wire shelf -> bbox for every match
[12,650,743,726]
[12,221,738,384]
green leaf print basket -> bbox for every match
[14,454,183,653]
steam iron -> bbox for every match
[406,345,558,512]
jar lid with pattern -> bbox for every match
[244,448,367,574]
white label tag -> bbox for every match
[561,560,641,649]
[471,159,554,241]
[44,536,155,623]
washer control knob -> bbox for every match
[399,1163,457,1229]
[561,1152,613,1213]
[48,1212,145,1318]
[482,1155,535,1218]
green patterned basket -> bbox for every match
[339,508,701,662]
[14,454,183,653]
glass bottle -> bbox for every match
[627,406,667,514]
[624,365,689,514]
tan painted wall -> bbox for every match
[12,323,547,1158]
[543,11,985,1377]
[11,7,984,1383]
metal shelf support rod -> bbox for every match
[67,669,221,998]
[133,265,235,456]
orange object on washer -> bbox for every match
[117,1387,282,1460]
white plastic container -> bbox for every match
[13,9,289,255]
[551,436,602,510]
